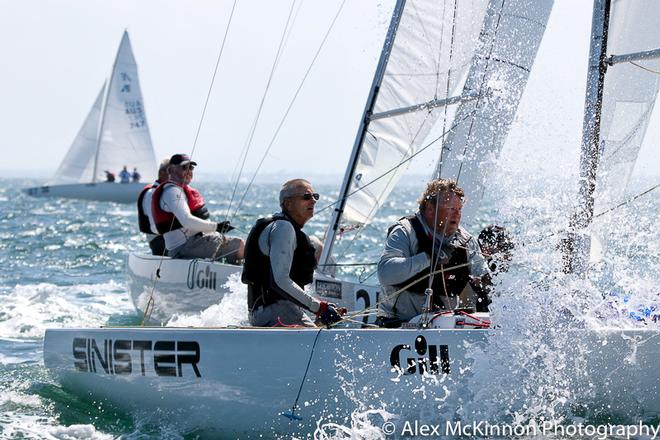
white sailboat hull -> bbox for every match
[128,253,242,322]
[128,252,382,325]
[43,326,660,437]
[24,182,146,204]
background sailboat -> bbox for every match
[24,31,157,203]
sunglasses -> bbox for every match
[181,164,195,170]
[295,192,319,201]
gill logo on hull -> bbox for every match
[390,335,449,375]
[187,260,217,290]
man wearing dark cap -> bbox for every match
[151,153,244,263]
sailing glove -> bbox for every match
[216,221,235,234]
[316,301,343,326]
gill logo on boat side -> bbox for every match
[73,338,201,378]
[187,261,217,290]
[390,335,450,375]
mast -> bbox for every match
[92,31,127,183]
[318,0,406,270]
[562,0,611,274]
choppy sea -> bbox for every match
[0,175,658,439]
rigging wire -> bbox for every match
[140,1,238,325]
[333,110,436,261]
[593,182,659,219]
[524,182,659,246]
[281,327,323,421]
[629,60,660,75]
[427,0,459,302]
[326,261,474,327]
[312,109,478,218]
[231,0,348,218]
[189,0,238,159]
[224,0,299,221]
[454,0,506,183]
[435,0,458,176]
[421,0,507,317]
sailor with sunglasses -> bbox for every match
[150,153,244,263]
[242,178,344,327]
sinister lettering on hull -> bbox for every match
[73,338,201,377]
[390,335,449,375]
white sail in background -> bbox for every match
[50,85,105,184]
[93,31,156,183]
[593,0,660,212]
[435,0,554,221]
[50,31,157,185]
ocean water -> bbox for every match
[0,175,658,439]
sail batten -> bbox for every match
[369,91,481,121]
[608,47,660,65]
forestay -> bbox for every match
[50,31,157,185]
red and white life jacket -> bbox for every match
[151,181,210,234]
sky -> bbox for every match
[0,0,658,182]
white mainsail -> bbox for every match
[593,0,660,213]
[434,0,554,221]
[321,0,553,267]
[49,31,157,185]
[341,0,490,227]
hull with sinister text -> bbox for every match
[43,324,660,437]
[23,182,145,204]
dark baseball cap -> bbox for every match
[169,154,197,167]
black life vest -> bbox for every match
[137,182,157,234]
[242,213,317,311]
[151,182,210,234]
[390,215,471,308]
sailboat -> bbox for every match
[24,31,158,204]
[43,0,660,437]
[127,0,552,323]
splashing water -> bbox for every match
[1,176,658,437]
[166,273,250,327]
